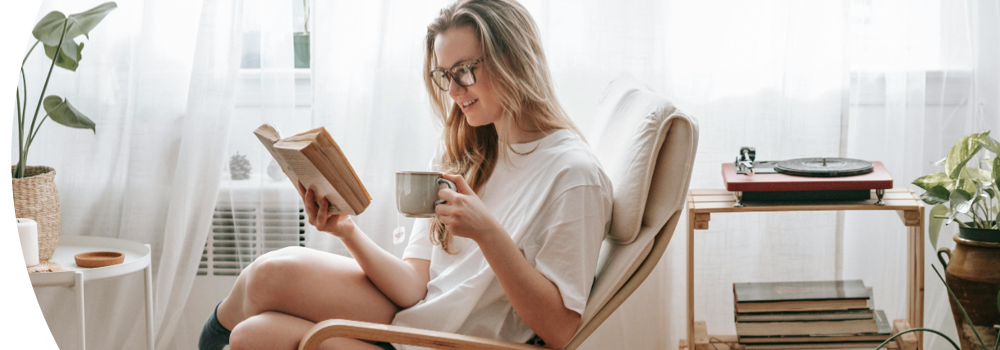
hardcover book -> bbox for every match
[735,286,875,322]
[734,280,869,313]
[737,310,891,341]
[254,124,371,215]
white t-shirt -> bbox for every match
[390,129,614,349]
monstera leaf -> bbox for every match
[42,96,96,133]
[31,2,117,71]
[43,41,84,71]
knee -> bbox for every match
[229,316,266,350]
[244,247,310,313]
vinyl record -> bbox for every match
[774,158,874,177]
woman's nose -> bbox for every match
[447,81,467,98]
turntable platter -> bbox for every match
[774,158,874,177]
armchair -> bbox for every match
[299,75,700,350]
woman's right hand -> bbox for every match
[297,181,356,238]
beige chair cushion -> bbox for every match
[578,75,699,335]
[588,75,696,245]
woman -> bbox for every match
[199,1,612,349]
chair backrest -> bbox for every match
[565,75,699,349]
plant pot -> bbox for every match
[11,166,61,261]
[293,33,310,69]
[937,227,1000,350]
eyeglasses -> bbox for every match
[429,58,483,91]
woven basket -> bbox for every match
[12,166,60,260]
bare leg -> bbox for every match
[230,311,385,350]
[216,246,400,332]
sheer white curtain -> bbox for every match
[305,1,991,349]
[15,0,244,349]
[310,0,448,255]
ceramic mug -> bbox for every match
[396,171,457,218]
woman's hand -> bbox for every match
[434,173,504,242]
[297,181,356,238]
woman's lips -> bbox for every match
[460,98,478,111]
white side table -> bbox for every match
[29,235,154,350]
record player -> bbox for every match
[722,147,893,207]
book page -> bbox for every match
[276,147,356,216]
[254,124,301,198]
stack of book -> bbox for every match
[734,280,892,349]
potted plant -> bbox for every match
[293,0,310,68]
[14,2,116,260]
[912,130,1000,349]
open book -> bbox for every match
[254,124,371,216]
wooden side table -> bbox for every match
[30,235,154,350]
[682,187,924,350]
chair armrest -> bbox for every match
[298,319,547,350]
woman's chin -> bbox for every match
[465,114,490,127]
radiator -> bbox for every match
[199,202,306,276]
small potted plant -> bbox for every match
[293,0,311,68]
[912,130,1000,349]
[14,2,116,260]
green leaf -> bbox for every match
[31,12,75,59]
[913,172,954,191]
[66,3,118,40]
[948,187,974,224]
[929,204,948,249]
[920,186,951,205]
[960,167,992,182]
[42,96,96,132]
[984,150,995,171]
[43,41,83,72]
[994,157,1000,186]
[31,2,116,71]
[976,134,1000,154]
[946,132,989,179]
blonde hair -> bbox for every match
[424,0,580,254]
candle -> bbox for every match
[17,218,39,267]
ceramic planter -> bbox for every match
[937,225,1000,350]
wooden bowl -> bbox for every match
[74,251,124,268]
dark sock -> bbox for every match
[199,301,232,350]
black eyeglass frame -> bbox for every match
[429,57,484,91]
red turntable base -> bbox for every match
[722,161,893,192]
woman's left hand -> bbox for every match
[435,173,503,242]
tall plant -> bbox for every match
[14,2,116,179]
[912,131,1000,248]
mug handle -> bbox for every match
[937,247,951,269]
[434,178,457,206]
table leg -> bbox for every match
[687,208,695,348]
[906,209,925,350]
[145,261,155,350]
[75,271,86,350]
